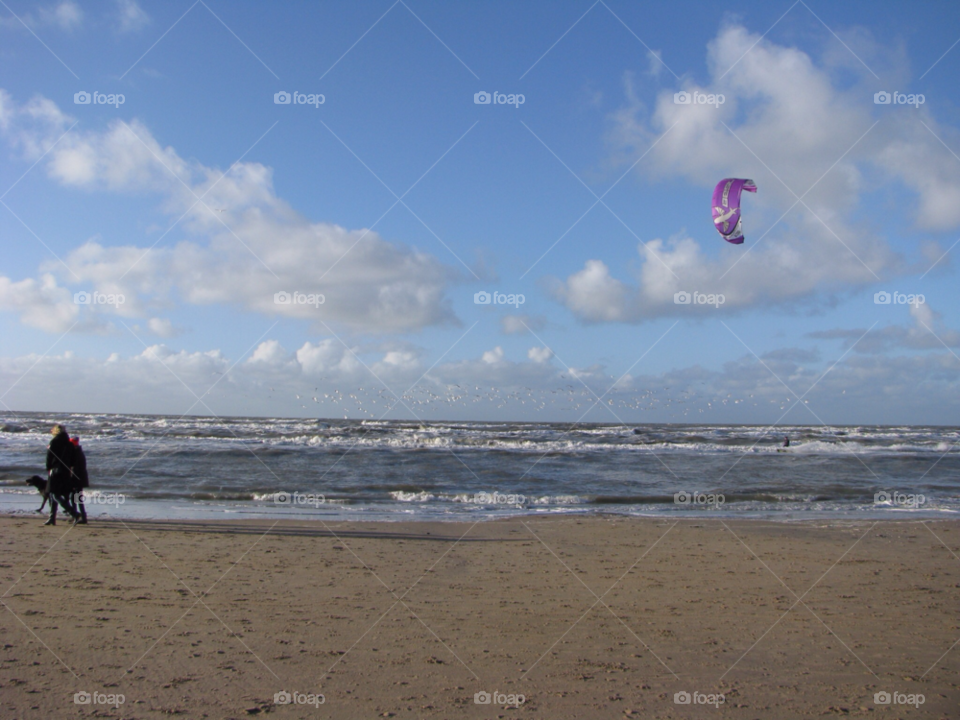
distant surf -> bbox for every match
[1,412,956,521]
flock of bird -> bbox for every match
[264,381,811,420]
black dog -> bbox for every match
[25,475,49,513]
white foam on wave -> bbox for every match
[531,494,582,505]
[389,490,436,502]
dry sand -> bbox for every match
[1,515,958,719]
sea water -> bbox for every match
[1,412,957,521]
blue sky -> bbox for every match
[1,0,959,424]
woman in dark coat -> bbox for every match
[45,424,79,525]
[69,436,89,524]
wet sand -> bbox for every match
[0,515,958,718]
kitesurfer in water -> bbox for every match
[782,436,790,448]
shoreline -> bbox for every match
[3,490,955,524]
[2,515,957,718]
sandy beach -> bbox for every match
[1,515,957,719]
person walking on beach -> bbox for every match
[44,424,80,526]
[69,436,89,524]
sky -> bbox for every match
[0,0,959,425]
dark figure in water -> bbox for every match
[69,436,89,524]
[783,436,790,448]
[44,424,80,526]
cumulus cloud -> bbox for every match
[481,346,505,365]
[1,337,957,423]
[553,24,960,324]
[0,274,80,333]
[146,317,181,338]
[247,339,287,365]
[0,91,460,334]
[807,301,960,354]
[295,340,364,376]
[528,346,553,363]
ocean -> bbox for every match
[1,412,957,521]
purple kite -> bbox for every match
[712,178,757,244]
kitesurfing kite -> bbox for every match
[712,178,756,244]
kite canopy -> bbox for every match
[712,178,756,244]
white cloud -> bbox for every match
[481,346,505,365]
[528,346,553,363]
[0,274,80,333]
[873,117,960,231]
[295,340,363,377]
[246,339,293,368]
[147,317,180,337]
[551,259,634,323]
[0,92,461,334]
[116,0,149,33]
[557,24,960,324]
[376,349,420,374]
[808,301,960,353]
[1,337,956,423]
